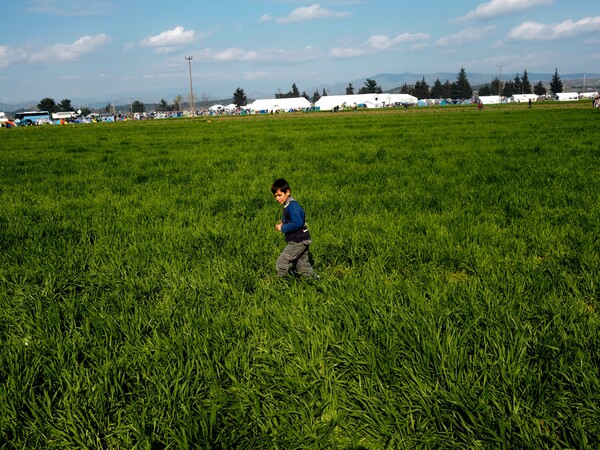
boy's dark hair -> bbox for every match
[271,178,291,194]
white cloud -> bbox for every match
[330,47,366,58]
[260,13,273,22]
[456,0,553,22]
[507,16,600,41]
[0,46,13,68]
[29,34,110,63]
[198,46,320,64]
[199,48,259,62]
[331,32,430,58]
[436,26,496,46]
[276,3,351,24]
[140,26,196,52]
[367,33,431,50]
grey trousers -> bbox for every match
[276,240,314,277]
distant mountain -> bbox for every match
[0,100,39,113]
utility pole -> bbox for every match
[185,56,195,118]
[497,64,505,100]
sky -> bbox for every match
[1,0,600,105]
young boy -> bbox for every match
[271,178,318,280]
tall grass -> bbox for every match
[1,103,599,448]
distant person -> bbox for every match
[271,178,318,280]
[528,98,532,109]
[477,100,483,110]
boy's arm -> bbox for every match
[280,202,304,233]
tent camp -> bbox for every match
[511,94,539,103]
[244,97,311,113]
[477,95,503,105]
[315,93,417,111]
[555,93,579,101]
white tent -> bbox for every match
[224,103,238,112]
[555,93,579,101]
[511,94,539,103]
[209,104,224,111]
[315,93,417,111]
[245,97,311,113]
[579,92,599,99]
[477,95,502,105]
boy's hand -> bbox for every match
[275,221,282,232]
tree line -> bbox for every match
[231,68,565,105]
[30,68,567,115]
[399,68,564,100]
[35,98,90,116]
[231,79,384,107]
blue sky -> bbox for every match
[1,0,599,104]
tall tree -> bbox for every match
[57,99,73,111]
[232,87,247,106]
[400,83,413,95]
[173,95,183,111]
[157,99,169,112]
[441,80,452,99]
[322,88,328,97]
[451,68,473,99]
[549,68,563,94]
[533,81,547,96]
[346,83,354,95]
[503,80,516,97]
[359,79,382,94]
[478,84,492,96]
[38,98,57,112]
[291,83,300,98]
[312,89,321,103]
[513,74,523,95]
[413,76,430,99]
[131,100,145,113]
[430,78,443,98]
[522,70,532,94]
[490,77,501,96]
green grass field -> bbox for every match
[1,103,599,448]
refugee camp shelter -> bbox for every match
[555,93,579,101]
[244,97,311,113]
[209,104,225,112]
[477,95,502,105]
[511,94,539,103]
[315,93,417,111]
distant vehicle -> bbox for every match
[52,111,76,120]
[14,111,51,126]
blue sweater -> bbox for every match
[281,197,311,242]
